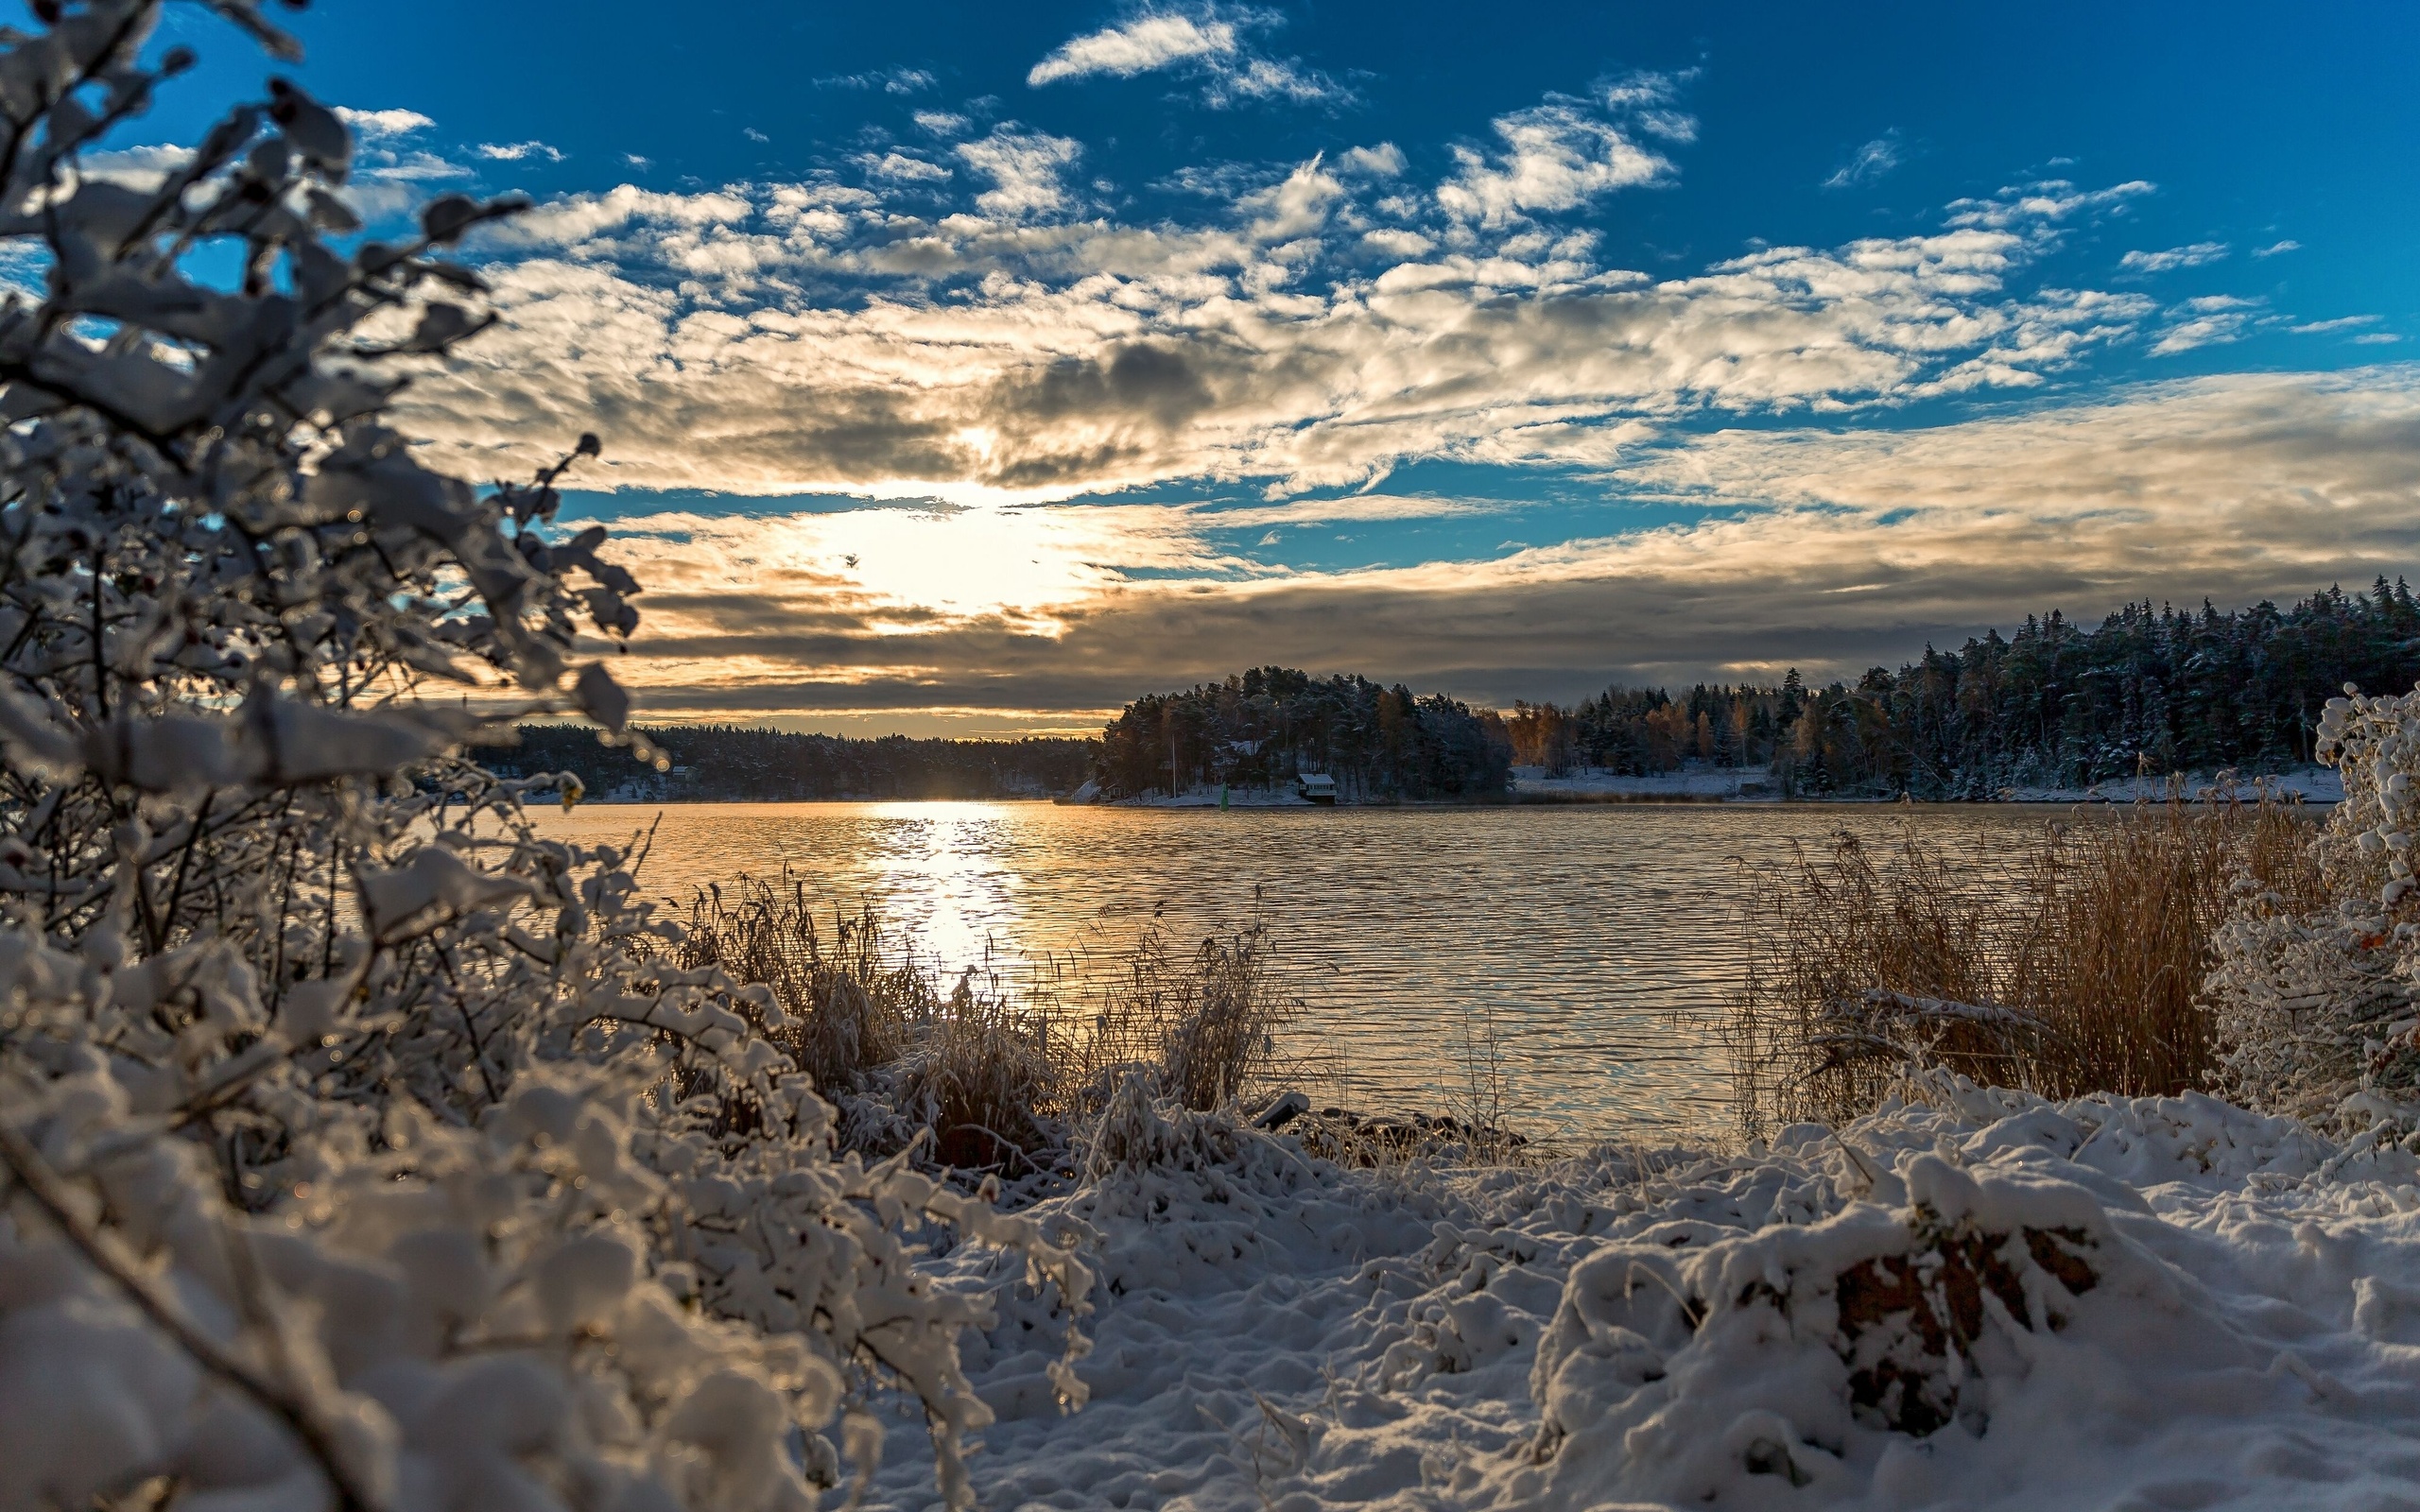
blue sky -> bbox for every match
[136,1,2420,733]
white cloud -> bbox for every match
[1340,143,1405,177]
[1944,179,2152,231]
[2253,239,2301,258]
[78,143,192,188]
[333,107,433,142]
[913,110,969,137]
[1823,133,1901,190]
[953,128,1081,218]
[1203,56,1338,107]
[1194,493,1504,527]
[1238,157,1340,239]
[2290,315,2378,335]
[816,67,937,94]
[1436,78,1690,227]
[400,173,2161,504]
[622,153,652,169]
[743,127,769,144]
[1360,227,1433,258]
[858,150,951,182]
[2118,241,2228,273]
[474,140,565,163]
[1028,11,1238,84]
[2356,333,2403,345]
[1027,7,1342,107]
[2151,295,2262,355]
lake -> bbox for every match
[529,801,2074,1143]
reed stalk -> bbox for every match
[1730,798,2325,1136]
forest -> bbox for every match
[1502,580,2420,798]
[489,581,2420,805]
[1090,668,1516,800]
[479,723,1096,800]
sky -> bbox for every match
[133,2,2420,734]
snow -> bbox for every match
[1109,783,1317,808]
[874,1081,2420,1510]
[1992,765,2344,805]
[1513,765,2348,804]
[1514,765,1770,800]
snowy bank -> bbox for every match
[879,1081,2420,1510]
[1513,766,1772,800]
[1105,783,1317,808]
[1510,765,2345,805]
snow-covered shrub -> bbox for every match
[0,7,1087,1509]
[1523,1080,2413,1507]
[2206,685,2420,1128]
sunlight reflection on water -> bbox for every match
[530,801,2066,1143]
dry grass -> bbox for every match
[1731,798,2325,1135]
[674,878,932,1092]
[890,982,1060,1171]
[1064,919,1301,1114]
[678,878,1301,1173]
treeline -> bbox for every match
[485,580,2420,805]
[479,725,1096,801]
[1508,580,2420,798]
[1094,667,1513,801]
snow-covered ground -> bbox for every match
[1511,765,2347,804]
[1996,765,2344,805]
[1513,766,1772,800]
[878,1083,2420,1510]
[1103,782,1318,808]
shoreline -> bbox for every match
[571,764,2342,813]
[562,790,2343,809]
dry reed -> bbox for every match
[675,878,932,1092]
[677,877,1301,1173]
[1731,798,2325,1135]
[1066,919,1299,1114]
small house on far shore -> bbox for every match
[1297,772,1338,805]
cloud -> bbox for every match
[913,110,969,137]
[1823,133,1901,190]
[1027,7,1343,107]
[1340,143,1406,177]
[2356,333,2404,345]
[743,127,769,144]
[2253,239,2300,258]
[1359,227,1432,258]
[1029,10,1236,83]
[2151,295,2262,355]
[952,127,1080,217]
[563,369,2420,725]
[78,142,192,188]
[1944,179,2152,231]
[816,67,937,94]
[1437,77,1691,227]
[334,107,433,142]
[622,153,652,169]
[2118,241,2228,273]
[1194,494,1505,528]
[474,140,566,163]
[858,150,951,182]
[404,172,2165,502]
[2291,315,2378,335]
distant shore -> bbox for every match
[1081,763,2344,808]
[570,763,2345,807]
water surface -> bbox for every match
[530,802,2066,1142]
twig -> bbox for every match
[0,1119,386,1512]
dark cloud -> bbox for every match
[580,369,2420,728]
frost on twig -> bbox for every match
[0,7,1088,1509]
[2204,683,2420,1128]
